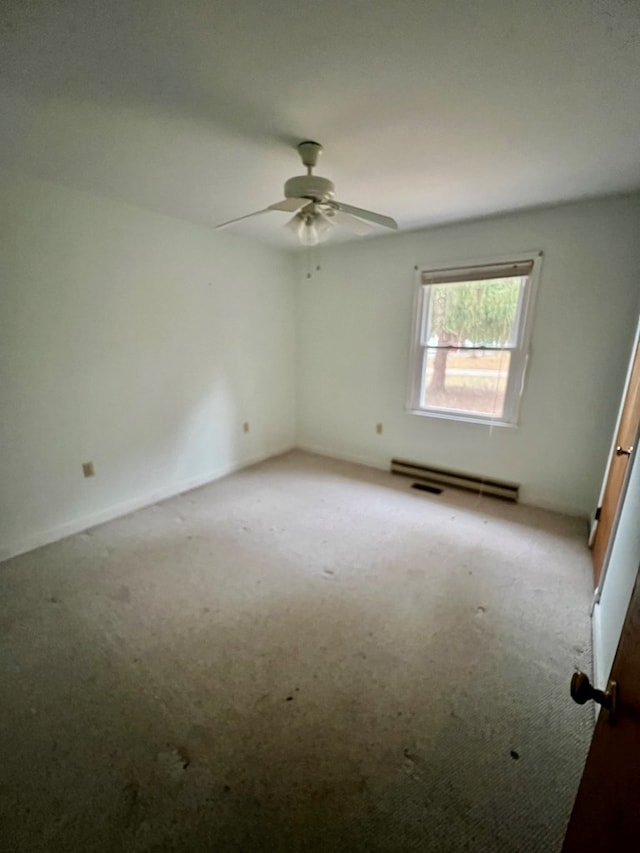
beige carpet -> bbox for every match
[0,451,594,852]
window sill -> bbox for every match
[405,407,517,428]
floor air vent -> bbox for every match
[391,458,519,502]
[411,482,443,495]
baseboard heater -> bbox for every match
[390,458,520,502]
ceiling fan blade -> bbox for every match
[217,198,309,230]
[268,198,308,212]
[334,201,398,231]
[331,210,375,235]
[216,208,271,229]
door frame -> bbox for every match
[590,315,640,595]
[590,315,640,689]
[592,419,640,691]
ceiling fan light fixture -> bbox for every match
[300,221,319,246]
[287,210,334,246]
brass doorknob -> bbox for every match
[570,671,617,722]
[616,445,634,456]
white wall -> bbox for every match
[295,195,640,516]
[0,172,296,560]
[3,183,639,561]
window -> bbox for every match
[407,254,541,425]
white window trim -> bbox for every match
[406,251,543,427]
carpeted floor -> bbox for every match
[0,451,594,852]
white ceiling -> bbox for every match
[1,0,639,250]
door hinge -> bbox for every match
[594,505,602,521]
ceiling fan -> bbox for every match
[216,141,398,245]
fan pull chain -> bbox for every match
[305,247,322,279]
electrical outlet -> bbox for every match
[82,461,95,478]
[376,423,383,435]
[243,421,250,433]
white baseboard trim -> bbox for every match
[517,491,588,519]
[296,443,588,518]
[0,444,293,563]
[295,442,389,473]
[2,441,589,562]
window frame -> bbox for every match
[406,252,543,427]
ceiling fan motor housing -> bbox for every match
[284,175,335,202]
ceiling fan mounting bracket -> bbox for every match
[297,140,323,170]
